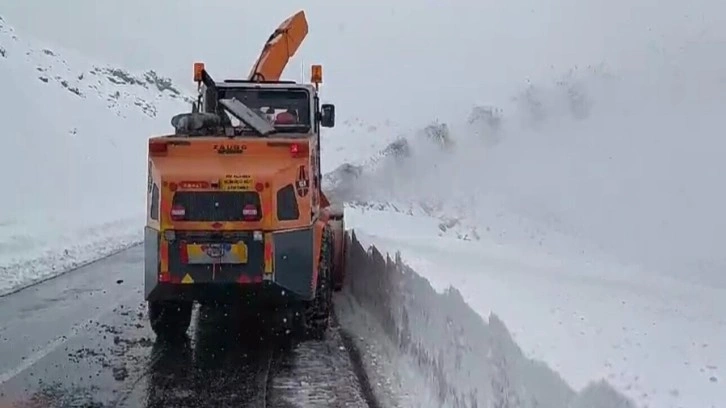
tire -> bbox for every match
[304,227,334,340]
[148,300,193,340]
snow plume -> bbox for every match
[328,36,726,288]
[0,16,191,295]
[336,231,636,408]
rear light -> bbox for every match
[267,141,309,158]
[255,182,264,192]
[149,141,168,156]
[242,204,258,221]
[170,205,185,221]
[168,182,178,192]
[290,143,308,158]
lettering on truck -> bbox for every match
[214,144,247,154]
[221,174,254,191]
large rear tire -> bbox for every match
[148,300,193,340]
[304,227,334,340]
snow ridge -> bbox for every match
[337,231,636,408]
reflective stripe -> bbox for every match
[264,233,274,274]
[159,238,170,281]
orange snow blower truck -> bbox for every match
[144,10,346,340]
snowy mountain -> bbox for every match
[0,17,190,295]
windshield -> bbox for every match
[218,87,311,134]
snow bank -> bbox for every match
[342,207,726,408]
[335,232,636,408]
[0,16,190,296]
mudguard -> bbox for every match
[144,227,160,300]
[272,227,315,300]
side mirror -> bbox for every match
[321,104,335,128]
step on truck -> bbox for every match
[144,10,347,340]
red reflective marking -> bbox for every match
[242,204,258,221]
[170,204,185,220]
[180,241,189,264]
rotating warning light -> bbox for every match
[311,64,322,84]
[194,62,205,82]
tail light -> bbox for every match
[266,141,309,158]
[149,141,168,156]
[170,204,186,221]
[290,143,308,158]
[242,204,259,221]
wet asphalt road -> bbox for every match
[0,245,373,407]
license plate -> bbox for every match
[205,244,225,258]
[186,242,248,264]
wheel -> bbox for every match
[148,300,193,340]
[304,227,334,340]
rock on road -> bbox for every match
[0,245,372,407]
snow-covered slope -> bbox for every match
[0,17,190,295]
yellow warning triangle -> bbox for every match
[181,274,194,284]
